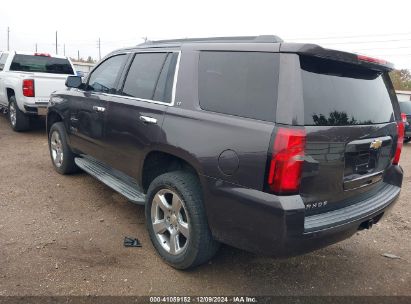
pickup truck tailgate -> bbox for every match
[32,73,69,102]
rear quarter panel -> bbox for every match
[159,46,279,246]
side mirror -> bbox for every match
[65,76,83,89]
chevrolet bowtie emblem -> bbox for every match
[370,139,383,150]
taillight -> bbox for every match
[357,54,387,65]
[23,79,35,97]
[34,53,51,57]
[267,127,306,195]
[392,113,406,165]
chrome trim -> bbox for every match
[92,105,106,112]
[140,115,157,124]
[23,102,48,108]
[171,51,181,105]
[102,93,174,106]
[345,170,383,184]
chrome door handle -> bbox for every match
[93,106,106,112]
[139,115,157,124]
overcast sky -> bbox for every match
[1,0,411,69]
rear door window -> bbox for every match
[198,51,279,121]
[10,54,74,74]
[122,52,177,103]
[301,56,395,126]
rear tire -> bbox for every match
[48,122,78,174]
[145,171,220,269]
[8,96,30,132]
[404,137,411,143]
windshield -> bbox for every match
[301,56,395,126]
[10,54,74,75]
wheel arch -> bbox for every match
[46,110,64,135]
[6,88,15,101]
[141,149,203,193]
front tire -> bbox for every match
[145,171,220,269]
[48,122,78,174]
[8,96,30,132]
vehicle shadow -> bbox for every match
[0,113,46,135]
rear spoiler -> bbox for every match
[280,43,394,71]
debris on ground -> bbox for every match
[382,253,401,259]
[123,236,142,247]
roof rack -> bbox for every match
[140,35,283,46]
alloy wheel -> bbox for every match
[50,131,64,168]
[151,189,190,255]
[9,102,17,126]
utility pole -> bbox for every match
[55,31,58,54]
[35,43,37,52]
[77,50,80,61]
[98,37,101,60]
[7,27,10,51]
[64,44,66,56]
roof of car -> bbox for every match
[108,36,394,71]
[114,35,284,52]
[140,35,283,46]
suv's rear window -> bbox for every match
[10,54,74,75]
[301,56,395,126]
[198,51,279,121]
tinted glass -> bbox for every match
[122,53,168,100]
[301,56,395,126]
[0,53,8,71]
[198,51,279,121]
[399,102,411,114]
[88,54,127,93]
[153,53,178,103]
[10,54,74,74]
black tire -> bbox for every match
[145,171,220,269]
[404,137,411,143]
[48,122,78,174]
[8,96,30,132]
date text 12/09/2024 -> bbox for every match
[149,296,257,303]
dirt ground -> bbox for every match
[0,114,410,296]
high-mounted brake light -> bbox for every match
[267,128,306,194]
[34,53,51,57]
[392,113,406,165]
[22,79,35,97]
[357,54,387,65]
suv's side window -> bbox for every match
[122,52,178,103]
[198,51,279,122]
[88,54,127,93]
[0,53,8,71]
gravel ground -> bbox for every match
[0,114,410,296]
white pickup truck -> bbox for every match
[0,51,76,131]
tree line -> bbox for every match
[390,69,411,91]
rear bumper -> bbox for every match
[202,166,402,256]
[23,102,48,116]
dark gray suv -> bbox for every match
[46,36,404,269]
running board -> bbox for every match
[74,157,146,205]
